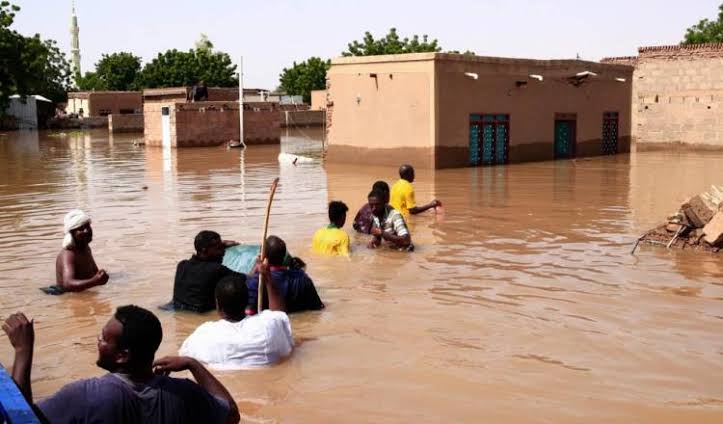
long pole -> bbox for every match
[257,177,280,312]
[238,56,246,148]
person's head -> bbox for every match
[96,305,162,372]
[368,189,387,218]
[215,275,248,322]
[372,181,390,204]
[328,201,348,228]
[63,209,93,249]
[265,235,286,266]
[199,80,206,86]
[194,230,225,262]
[399,164,415,183]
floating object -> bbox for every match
[222,244,262,274]
[39,285,65,295]
[278,152,314,165]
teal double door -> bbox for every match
[469,114,509,166]
[554,119,576,159]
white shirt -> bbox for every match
[179,310,293,370]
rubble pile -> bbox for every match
[639,186,723,253]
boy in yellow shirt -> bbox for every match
[312,201,350,256]
[390,164,441,216]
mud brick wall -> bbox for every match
[144,101,280,147]
[108,113,143,132]
[604,44,723,148]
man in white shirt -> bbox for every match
[179,263,293,370]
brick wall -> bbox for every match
[108,113,143,133]
[144,101,280,147]
[604,44,723,148]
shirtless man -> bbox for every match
[55,209,108,292]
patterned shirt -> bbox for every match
[372,206,410,238]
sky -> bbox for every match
[10,0,721,90]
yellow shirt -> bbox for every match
[312,225,350,256]
[390,179,416,216]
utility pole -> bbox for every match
[238,56,246,148]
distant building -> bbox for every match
[67,91,142,117]
[326,52,633,169]
[142,87,278,104]
[602,43,723,149]
[5,95,54,129]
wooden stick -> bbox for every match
[258,177,280,313]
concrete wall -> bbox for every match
[108,113,143,133]
[144,101,281,147]
[326,53,632,169]
[628,44,722,148]
[326,54,437,167]
[435,55,633,167]
[311,90,326,110]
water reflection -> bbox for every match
[0,129,721,422]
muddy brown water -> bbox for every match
[0,129,721,423]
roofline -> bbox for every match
[331,52,634,71]
[638,43,723,53]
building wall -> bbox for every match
[143,101,281,147]
[628,44,723,148]
[435,55,633,167]
[87,92,142,116]
[311,90,326,110]
[326,54,436,167]
[108,113,144,133]
[326,53,632,169]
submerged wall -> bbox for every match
[143,101,281,147]
[109,113,143,133]
[620,44,722,149]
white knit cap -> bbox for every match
[62,209,91,248]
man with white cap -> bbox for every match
[55,209,108,292]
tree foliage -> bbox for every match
[278,57,330,103]
[683,4,723,44]
[0,1,70,113]
[138,47,237,88]
[77,52,141,91]
[342,28,442,56]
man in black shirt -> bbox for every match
[172,231,242,313]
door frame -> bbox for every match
[469,113,510,166]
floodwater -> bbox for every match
[0,128,721,423]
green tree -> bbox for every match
[683,4,723,44]
[278,57,330,103]
[342,28,442,56]
[138,47,237,88]
[76,71,106,91]
[76,52,141,91]
[0,1,70,114]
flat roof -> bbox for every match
[331,52,634,71]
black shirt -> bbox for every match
[172,255,244,313]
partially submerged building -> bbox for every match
[67,91,142,117]
[602,43,723,149]
[326,53,633,168]
[4,95,54,129]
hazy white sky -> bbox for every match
[11,0,721,89]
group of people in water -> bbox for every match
[1,164,440,423]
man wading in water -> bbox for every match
[390,164,441,217]
[55,209,109,292]
[2,306,240,423]
[368,189,413,251]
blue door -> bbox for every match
[554,120,575,159]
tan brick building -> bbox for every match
[326,53,633,169]
[602,43,723,149]
[67,91,142,117]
